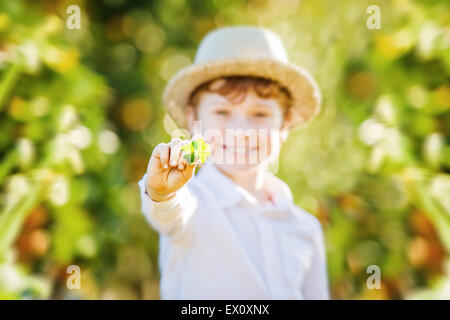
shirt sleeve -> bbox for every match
[137,173,198,240]
[302,220,330,300]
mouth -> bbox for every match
[222,145,258,155]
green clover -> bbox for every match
[182,138,211,164]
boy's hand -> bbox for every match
[146,138,199,202]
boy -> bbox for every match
[138,26,329,299]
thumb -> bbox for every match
[183,158,199,180]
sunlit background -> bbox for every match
[0,0,449,299]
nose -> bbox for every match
[225,115,258,148]
[228,113,253,131]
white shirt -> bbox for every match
[138,162,329,300]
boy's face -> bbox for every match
[187,88,290,174]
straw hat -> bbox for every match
[162,26,321,131]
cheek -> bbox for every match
[194,112,226,140]
[257,129,282,158]
[266,109,284,129]
[199,113,227,132]
[202,127,225,150]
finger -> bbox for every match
[168,138,183,167]
[155,143,170,169]
[183,158,198,179]
[178,139,192,168]
[177,153,187,170]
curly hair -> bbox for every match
[188,76,292,117]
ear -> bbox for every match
[280,124,289,143]
[186,104,196,133]
[279,112,292,143]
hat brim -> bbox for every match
[162,57,321,131]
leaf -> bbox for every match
[183,153,195,164]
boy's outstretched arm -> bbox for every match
[138,138,199,238]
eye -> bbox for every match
[253,112,269,118]
[215,109,230,116]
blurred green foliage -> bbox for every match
[0,0,449,299]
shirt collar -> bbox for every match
[196,162,293,219]
[197,162,243,208]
